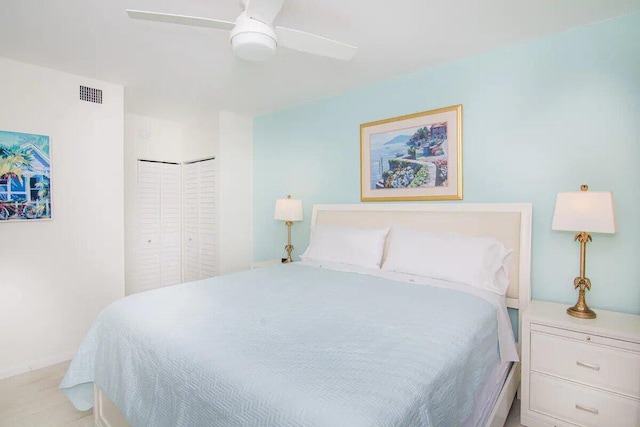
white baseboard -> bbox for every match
[0,352,75,380]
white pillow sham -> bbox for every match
[381,226,513,295]
[300,225,390,269]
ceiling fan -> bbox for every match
[126,0,357,62]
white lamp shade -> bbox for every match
[552,191,616,233]
[274,198,303,222]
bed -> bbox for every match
[61,203,532,427]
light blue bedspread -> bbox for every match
[61,263,501,427]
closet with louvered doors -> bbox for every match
[135,158,217,293]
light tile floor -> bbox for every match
[505,398,524,427]
[0,362,524,426]
[0,362,92,427]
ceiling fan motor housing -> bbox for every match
[230,12,277,61]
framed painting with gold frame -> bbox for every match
[360,105,462,202]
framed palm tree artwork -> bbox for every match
[360,105,462,201]
[0,130,52,221]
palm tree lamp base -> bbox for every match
[567,296,597,319]
[566,236,597,320]
[282,242,293,264]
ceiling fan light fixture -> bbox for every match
[231,32,277,61]
[229,12,277,61]
[126,2,358,62]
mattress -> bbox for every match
[61,263,515,427]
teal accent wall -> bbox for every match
[254,12,640,315]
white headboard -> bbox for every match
[310,203,532,314]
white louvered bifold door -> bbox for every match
[159,163,182,286]
[198,159,217,278]
[182,159,218,281]
[183,162,201,282]
[137,161,162,291]
[136,161,182,292]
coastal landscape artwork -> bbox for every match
[0,130,52,221]
[360,105,462,201]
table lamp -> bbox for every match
[552,185,616,319]
[274,195,303,263]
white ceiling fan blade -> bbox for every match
[126,10,235,31]
[244,0,284,25]
[275,26,357,61]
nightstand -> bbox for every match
[521,300,640,427]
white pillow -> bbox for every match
[300,225,390,269]
[381,226,513,295]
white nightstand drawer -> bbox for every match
[530,372,640,427]
[531,330,640,398]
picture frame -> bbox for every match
[360,104,462,201]
[0,130,52,222]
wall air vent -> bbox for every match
[79,85,103,104]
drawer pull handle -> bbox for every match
[576,360,600,371]
[575,403,599,415]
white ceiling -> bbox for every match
[1,1,639,119]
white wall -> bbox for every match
[218,111,253,274]
[0,57,125,379]
[125,114,183,163]
[181,111,219,163]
